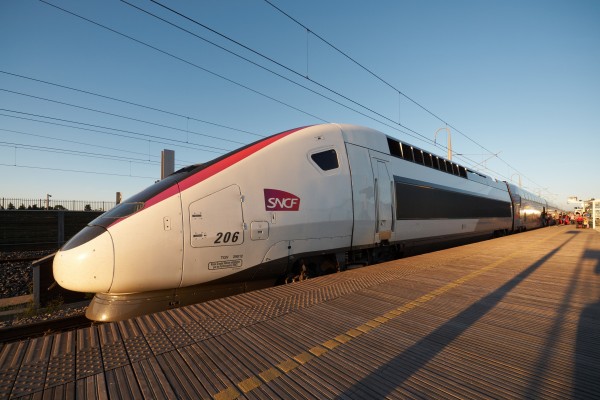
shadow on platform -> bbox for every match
[340,231,580,398]
[574,248,600,399]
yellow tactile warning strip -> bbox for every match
[212,229,565,400]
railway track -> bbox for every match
[0,257,44,264]
[0,314,96,344]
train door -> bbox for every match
[373,159,393,242]
[346,143,376,247]
[188,184,244,249]
[180,184,245,287]
[514,198,522,230]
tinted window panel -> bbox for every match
[89,202,145,229]
[311,149,339,171]
[387,138,402,157]
[451,163,458,175]
[401,143,414,162]
[395,179,511,219]
[440,160,448,172]
[102,202,144,219]
[61,226,106,251]
[414,150,424,164]
[424,153,433,167]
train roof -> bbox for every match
[383,133,508,191]
[505,182,547,205]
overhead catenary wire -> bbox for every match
[261,0,550,192]
[37,0,437,151]
[0,127,197,166]
[0,111,227,165]
[0,88,247,146]
[0,70,263,139]
[262,0,495,154]
[0,101,500,194]
[0,139,164,180]
[16,0,544,194]
[38,0,329,125]
[22,1,544,194]
[0,108,232,153]
[126,0,438,147]
[122,0,533,187]
[142,0,506,165]
[0,140,161,165]
[0,161,157,180]
[1,73,489,185]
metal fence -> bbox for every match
[0,198,115,212]
[0,210,105,250]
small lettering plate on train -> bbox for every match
[208,259,243,270]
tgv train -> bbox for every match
[53,124,551,321]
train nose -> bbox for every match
[53,226,115,293]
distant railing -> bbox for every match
[0,198,115,212]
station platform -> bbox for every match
[1,226,599,399]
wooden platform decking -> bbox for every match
[1,226,599,399]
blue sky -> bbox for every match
[1,0,598,210]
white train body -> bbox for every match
[54,124,532,321]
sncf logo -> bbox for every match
[264,189,300,211]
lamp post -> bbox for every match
[46,194,52,210]
[434,126,452,160]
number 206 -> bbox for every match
[214,231,240,244]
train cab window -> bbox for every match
[310,149,339,171]
[102,202,144,218]
[413,149,424,165]
[387,138,402,158]
[88,202,144,229]
[401,143,414,162]
[423,152,433,168]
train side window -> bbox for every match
[459,166,467,178]
[423,152,433,168]
[414,149,424,165]
[451,163,459,176]
[400,143,413,162]
[387,138,402,158]
[432,157,441,170]
[310,149,339,171]
[439,160,448,172]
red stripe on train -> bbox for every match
[110,126,307,227]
